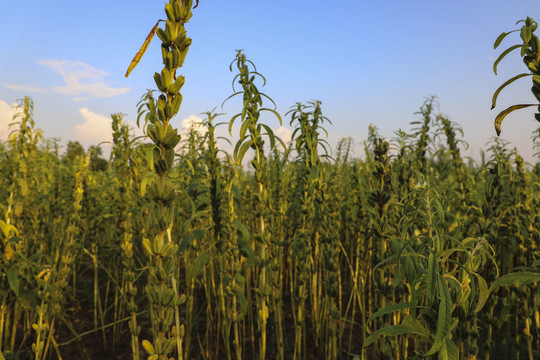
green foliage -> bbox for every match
[2,16,540,360]
[492,16,540,135]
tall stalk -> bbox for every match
[126,1,198,359]
[224,50,283,360]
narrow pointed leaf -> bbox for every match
[489,271,540,294]
[367,302,412,323]
[235,139,253,165]
[7,267,19,297]
[494,30,518,49]
[438,338,459,360]
[494,104,536,135]
[474,274,489,313]
[401,315,430,337]
[425,274,452,356]
[179,229,205,252]
[363,325,411,348]
[493,44,525,75]
[492,73,531,109]
[126,20,161,78]
[427,251,437,305]
[186,252,210,284]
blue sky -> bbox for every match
[2,0,540,163]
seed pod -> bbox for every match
[154,73,166,92]
[173,1,182,19]
[162,129,181,149]
[161,242,175,259]
[165,22,176,45]
[164,3,175,22]
[156,28,168,44]
[161,69,172,89]
[164,101,174,119]
[163,338,176,355]
[172,48,181,68]
[142,340,155,355]
[165,52,174,69]
[178,37,192,52]
[174,30,187,48]
[169,75,185,93]
[172,93,183,114]
[142,238,154,255]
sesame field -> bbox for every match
[1,2,540,360]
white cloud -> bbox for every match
[73,97,88,102]
[2,84,48,93]
[73,107,112,144]
[181,115,207,137]
[275,126,292,146]
[0,100,17,140]
[38,60,130,98]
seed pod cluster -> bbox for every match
[138,1,197,359]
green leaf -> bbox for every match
[474,274,489,313]
[427,251,437,305]
[489,271,540,294]
[491,73,532,109]
[18,179,28,197]
[425,274,452,356]
[179,229,205,252]
[401,315,430,337]
[494,30,520,49]
[234,219,255,261]
[234,139,254,165]
[260,107,283,125]
[260,124,277,148]
[438,338,459,360]
[494,104,537,135]
[186,252,210,284]
[7,267,19,297]
[493,44,525,75]
[363,325,411,348]
[140,173,155,197]
[367,302,413,323]
[521,25,533,46]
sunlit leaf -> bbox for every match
[489,271,540,294]
[494,103,536,135]
[494,30,518,49]
[125,20,161,78]
[363,325,411,348]
[491,73,531,109]
[474,274,489,313]
[7,267,19,296]
[367,302,413,323]
[427,251,437,305]
[425,275,452,356]
[186,252,210,283]
[493,44,524,75]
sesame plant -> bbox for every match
[492,16,540,135]
[125,1,198,359]
[3,11,540,360]
[223,49,284,360]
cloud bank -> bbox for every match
[73,107,113,144]
[2,84,48,93]
[0,100,17,140]
[38,60,130,98]
[181,115,207,136]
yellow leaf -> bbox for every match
[4,243,13,260]
[125,21,161,78]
